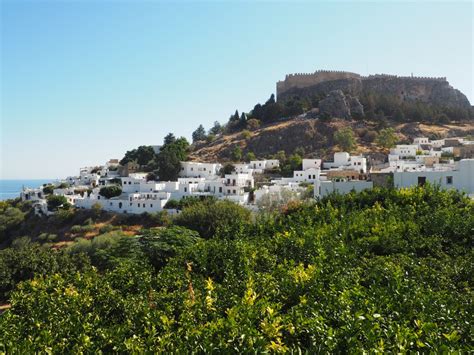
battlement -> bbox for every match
[276,70,451,100]
[276,70,361,98]
[363,74,447,82]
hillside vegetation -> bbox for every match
[190,118,474,162]
[0,186,472,352]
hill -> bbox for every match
[190,118,474,162]
[190,70,473,162]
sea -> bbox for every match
[0,180,55,201]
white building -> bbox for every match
[250,160,279,171]
[302,159,322,170]
[322,152,367,174]
[393,159,474,196]
[179,162,222,178]
[315,179,373,198]
[390,145,418,159]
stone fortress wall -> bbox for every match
[276,70,361,97]
[275,70,470,109]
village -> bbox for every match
[21,136,474,215]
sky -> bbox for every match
[1,0,473,179]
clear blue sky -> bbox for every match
[1,0,472,179]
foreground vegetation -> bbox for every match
[0,186,472,352]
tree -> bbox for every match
[209,121,222,135]
[156,135,189,181]
[375,128,398,149]
[0,206,25,242]
[163,133,176,145]
[120,146,156,167]
[246,152,256,162]
[192,125,207,143]
[288,154,302,171]
[334,127,356,152]
[220,163,235,176]
[47,195,69,211]
[156,149,181,181]
[99,186,122,199]
[175,199,252,238]
[231,146,242,161]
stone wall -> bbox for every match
[276,70,471,109]
[276,70,361,98]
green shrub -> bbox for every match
[175,199,252,239]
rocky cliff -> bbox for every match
[277,71,471,110]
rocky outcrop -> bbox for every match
[318,90,364,119]
[277,71,471,110]
[347,95,364,117]
[319,90,351,119]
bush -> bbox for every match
[246,119,260,130]
[175,199,252,239]
[99,185,122,199]
[47,195,69,211]
[241,130,252,140]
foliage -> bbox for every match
[0,240,90,302]
[157,134,190,181]
[246,152,256,162]
[246,118,260,130]
[376,127,398,149]
[120,145,156,167]
[175,199,252,239]
[42,184,55,195]
[0,205,25,242]
[220,163,235,176]
[0,187,473,352]
[231,146,242,162]
[334,127,356,152]
[138,226,202,270]
[209,121,223,135]
[47,195,69,211]
[99,185,122,199]
[192,124,207,143]
[241,130,252,140]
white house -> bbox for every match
[390,145,418,159]
[250,160,279,171]
[179,162,222,178]
[315,179,373,198]
[322,152,367,174]
[302,159,322,170]
[20,187,44,202]
[393,159,474,196]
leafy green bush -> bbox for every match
[0,186,472,352]
[175,199,252,239]
[99,185,122,199]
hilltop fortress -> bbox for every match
[276,70,470,109]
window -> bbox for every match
[138,203,140,207]
[219,187,222,193]
[446,176,453,185]
[184,187,187,192]
[233,190,236,194]
[150,204,153,207]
